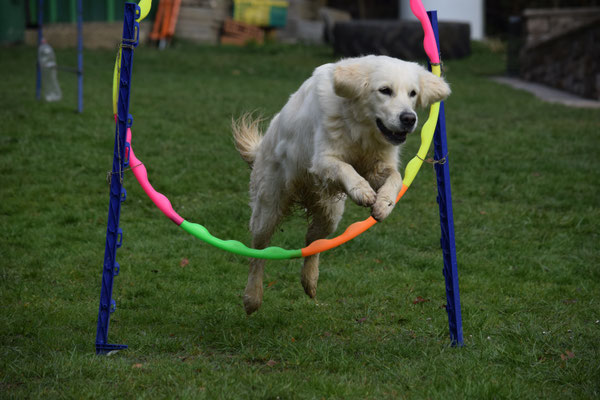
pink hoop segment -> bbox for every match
[410,0,440,64]
[126,127,184,226]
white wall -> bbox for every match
[399,0,484,40]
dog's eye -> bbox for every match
[378,87,393,96]
[409,90,417,98]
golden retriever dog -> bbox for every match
[233,55,450,314]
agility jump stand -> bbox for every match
[95,3,463,353]
[427,11,463,346]
[35,0,84,113]
[95,2,139,355]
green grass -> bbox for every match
[1,41,599,399]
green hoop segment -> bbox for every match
[180,221,303,259]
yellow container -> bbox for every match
[233,0,289,27]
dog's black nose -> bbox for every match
[399,112,416,127]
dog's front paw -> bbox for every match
[371,195,395,221]
[348,181,376,207]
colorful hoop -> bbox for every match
[116,0,442,259]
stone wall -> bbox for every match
[25,22,151,49]
[519,8,600,100]
[332,20,470,61]
[522,7,600,48]
[175,0,231,44]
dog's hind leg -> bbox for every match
[301,197,345,298]
[244,201,283,315]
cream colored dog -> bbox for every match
[233,55,450,314]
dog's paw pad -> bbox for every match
[371,198,394,221]
[349,183,376,207]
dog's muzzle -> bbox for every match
[376,118,411,145]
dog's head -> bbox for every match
[333,56,450,146]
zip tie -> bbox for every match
[416,152,448,165]
[106,162,144,185]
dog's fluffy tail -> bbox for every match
[232,113,263,166]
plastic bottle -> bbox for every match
[38,39,62,102]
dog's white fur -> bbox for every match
[233,55,450,314]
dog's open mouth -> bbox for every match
[376,119,409,145]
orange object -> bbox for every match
[221,18,265,45]
[149,0,166,40]
[301,217,378,257]
[167,0,181,37]
[150,0,181,41]
[300,184,408,257]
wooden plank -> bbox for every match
[49,0,58,23]
[70,0,76,23]
[178,6,228,21]
[177,21,222,30]
[106,0,114,22]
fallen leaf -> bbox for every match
[412,296,430,305]
[323,331,332,337]
[132,363,143,369]
[563,350,575,359]
[267,281,277,288]
[266,359,277,367]
[374,258,382,264]
[291,337,296,343]
[356,317,368,324]
[479,210,487,215]
[180,258,189,267]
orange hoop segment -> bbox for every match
[300,184,408,257]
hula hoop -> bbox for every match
[114,0,442,260]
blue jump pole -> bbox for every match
[95,2,140,355]
[76,0,83,113]
[428,10,464,346]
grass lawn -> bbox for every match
[1,40,599,399]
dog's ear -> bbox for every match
[333,63,370,99]
[418,70,451,108]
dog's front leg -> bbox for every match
[371,168,403,221]
[313,155,376,207]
